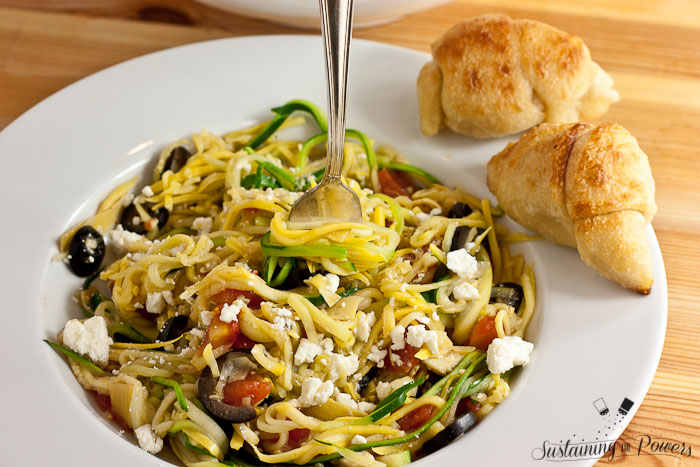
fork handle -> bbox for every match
[319,0,354,181]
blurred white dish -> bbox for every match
[195,0,453,28]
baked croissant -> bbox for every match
[417,14,620,138]
[487,123,657,294]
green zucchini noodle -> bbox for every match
[49,100,537,466]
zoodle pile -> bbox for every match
[48,100,537,467]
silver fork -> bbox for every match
[287,0,362,229]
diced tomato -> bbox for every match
[222,373,272,407]
[397,404,437,432]
[269,427,310,452]
[286,428,310,450]
[378,168,413,198]
[210,288,263,309]
[457,397,481,416]
[384,344,419,373]
[197,308,240,356]
[468,315,498,350]
[94,392,130,431]
[234,334,257,350]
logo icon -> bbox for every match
[593,397,609,415]
[618,398,634,416]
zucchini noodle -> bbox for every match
[49,100,538,466]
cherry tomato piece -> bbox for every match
[210,288,263,309]
[468,315,498,350]
[286,428,310,450]
[457,397,481,416]
[269,427,311,452]
[397,404,437,432]
[378,168,413,198]
[384,344,419,373]
[222,373,272,407]
[234,334,257,350]
[197,308,240,356]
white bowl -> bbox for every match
[0,35,666,466]
[195,0,453,29]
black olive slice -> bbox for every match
[197,353,258,423]
[490,282,524,311]
[158,315,190,342]
[451,224,491,257]
[120,204,146,234]
[449,226,472,252]
[153,206,169,229]
[447,202,473,219]
[68,226,106,277]
[120,203,169,234]
[357,367,378,394]
[163,146,191,175]
[421,410,477,455]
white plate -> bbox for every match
[195,0,452,29]
[0,36,666,466]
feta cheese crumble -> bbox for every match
[325,274,340,294]
[446,248,479,279]
[200,311,215,327]
[220,299,245,323]
[85,237,99,252]
[486,336,534,374]
[161,290,174,305]
[146,292,166,314]
[406,325,439,354]
[271,306,294,331]
[358,401,376,413]
[109,225,150,253]
[294,338,334,365]
[453,281,480,300]
[62,315,113,365]
[376,381,392,400]
[367,345,387,368]
[328,353,359,381]
[192,217,213,235]
[415,212,431,223]
[353,311,376,342]
[134,424,163,454]
[416,315,430,325]
[415,207,442,223]
[299,377,334,407]
[141,185,154,197]
[336,393,358,410]
[121,192,134,207]
[390,325,406,350]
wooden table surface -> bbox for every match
[1,1,698,465]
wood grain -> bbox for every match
[0,1,698,465]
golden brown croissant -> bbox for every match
[487,123,657,294]
[417,14,620,138]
